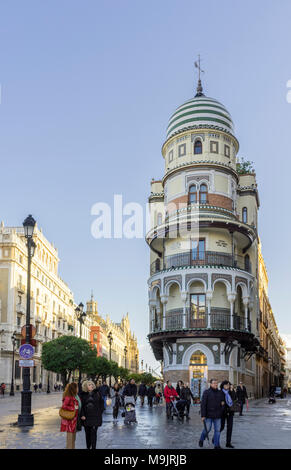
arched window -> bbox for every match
[194,139,202,154]
[188,185,197,204]
[242,207,248,223]
[199,184,208,203]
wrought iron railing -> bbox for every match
[150,250,251,275]
[151,308,251,334]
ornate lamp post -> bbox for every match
[18,214,36,426]
[124,346,128,369]
[46,371,50,393]
[107,331,113,387]
[135,353,138,373]
[75,303,86,392]
[141,359,144,372]
[10,331,17,396]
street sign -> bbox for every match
[21,324,36,338]
[19,343,34,359]
[19,359,34,367]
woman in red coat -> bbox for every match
[60,382,79,449]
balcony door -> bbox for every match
[191,239,205,265]
[190,293,206,327]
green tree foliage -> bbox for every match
[236,157,255,174]
[41,335,96,387]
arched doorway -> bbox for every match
[189,350,208,403]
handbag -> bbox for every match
[229,400,241,413]
[106,398,112,406]
[59,407,76,420]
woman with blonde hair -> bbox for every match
[80,380,104,449]
[60,382,79,449]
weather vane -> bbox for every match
[194,54,205,97]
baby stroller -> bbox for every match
[169,398,187,422]
[123,396,137,425]
[268,393,276,404]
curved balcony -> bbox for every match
[150,308,251,333]
[150,250,251,276]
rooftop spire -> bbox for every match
[194,54,205,97]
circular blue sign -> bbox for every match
[19,344,34,359]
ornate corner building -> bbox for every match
[146,77,262,397]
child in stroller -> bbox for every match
[123,396,138,424]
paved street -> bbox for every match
[0,393,291,449]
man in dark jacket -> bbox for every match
[100,381,110,410]
[180,382,194,420]
[236,381,248,416]
[147,384,156,407]
[123,378,137,399]
[199,378,225,449]
[138,382,147,406]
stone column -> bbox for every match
[206,290,213,328]
[181,291,188,328]
[148,300,155,333]
[160,295,168,330]
[243,296,249,330]
[227,293,236,330]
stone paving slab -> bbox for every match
[0,394,291,449]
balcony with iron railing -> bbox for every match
[150,308,251,334]
[150,250,251,276]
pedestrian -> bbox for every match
[220,380,236,448]
[176,380,183,397]
[38,382,42,393]
[111,383,121,422]
[180,382,195,420]
[80,380,104,449]
[198,378,225,449]
[138,382,147,406]
[0,383,6,397]
[147,383,155,407]
[33,383,38,393]
[155,383,162,405]
[60,382,79,449]
[99,380,110,410]
[164,380,179,418]
[123,378,137,400]
[54,383,58,392]
[236,381,248,416]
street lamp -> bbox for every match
[124,346,128,369]
[47,371,50,394]
[141,359,144,372]
[10,331,17,396]
[75,303,87,392]
[18,214,36,427]
[107,332,113,387]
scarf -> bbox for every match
[222,389,233,407]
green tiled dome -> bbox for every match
[166,94,234,140]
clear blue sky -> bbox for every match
[1,0,291,369]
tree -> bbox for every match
[236,157,255,175]
[41,335,97,388]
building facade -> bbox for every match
[256,239,286,396]
[87,295,139,373]
[146,77,262,398]
[0,222,94,391]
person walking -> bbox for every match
[198,378,225,449]
[0,383,6,397]
[176,380,183,397]
[147,383,155,407]
[80,380,104,449]
[111,383,121,422]
[60,382,79,449]
[123,378,137,400]
[38,382,42,393]
[164,380,179,418]
[100,381,110,410]
[180,382,194,420]
[236,381,248,416]
[33,383,38,393]
[155,383,162,405]
[138,382,147,406]
[220,380,236,448]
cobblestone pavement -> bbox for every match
[0,393,291,449]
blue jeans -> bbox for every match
[200,418,221,447]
